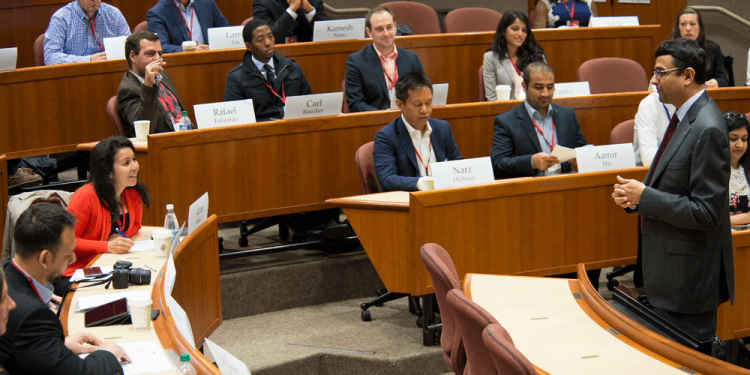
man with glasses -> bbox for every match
[613,38,734,357]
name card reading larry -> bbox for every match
[313,18,366,42]
[208,26,245,50]
[194,99,256,128]
[576,143,636,173]
[284,92,343,119]
[431,157,494,190]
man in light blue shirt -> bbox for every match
[44,0,131,65]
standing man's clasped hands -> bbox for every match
[612,175,645,208]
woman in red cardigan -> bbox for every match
[56,137,150,295]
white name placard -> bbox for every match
[284,92,343,119]
[0,47,17,71]
[188,192,208,234]
[313,18,366,42]
[194,99,256,128]
[618,0,649,4]
[205,339,253,375]
[103,36,127,60]
[554,82,590,98]
[589,16,640,27]
[208,26,245,50]
[390,83,449,109]
[576,143,636,173]
[431,157,495,190]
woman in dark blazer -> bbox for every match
[670,7,728,88]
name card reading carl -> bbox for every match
[576,143,636,173]
[589,16,640,27]
[193,99,256,129]
[208,26,245,50]
[431,157,494,190]
[313,18,366,42]
[284,92,343,119]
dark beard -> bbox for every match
[48,273,63,285]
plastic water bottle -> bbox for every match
[164,204,178,230]
[175,354,196,374]
[179,110,192,132]
[172,113,182,131]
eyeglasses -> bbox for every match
[724,112,748,120]
[652,67,685,80]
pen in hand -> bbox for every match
[116,228,127,238]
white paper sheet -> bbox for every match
[119,341,174,375]
[0,48,18,71]
[205,338,252,375]
[70,266,114,282]
[103,36,128,60]
[77,290,150,311]
[550,145,577,163]
[129,240,155,253]
[166,295,195,347]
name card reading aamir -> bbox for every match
[284,92,343,119]
[554,82,590,98]
[103,36,127,60]
[0,48,17,71]
[589,16,640,27]
[576,143,636,173]
[390,83,449,109]
[194,99,256,128]
[431,157,494,190]
[313,18,366,42]
[208,26,245,50]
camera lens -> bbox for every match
[129,268,151,285]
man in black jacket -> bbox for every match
[0,203,130,375]
[252,0,326,44]
[224,19,313,121]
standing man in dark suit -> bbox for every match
[147,0,230,53]
[491,61,587,179]
[0,203,130,374]
[374,72,462,192]
[344,6,425,113]
[117,30,193,137]
[252,0,326,44]
[613,38,734,349]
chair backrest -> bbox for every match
[33,34,45,66]
[355,142,381,194]
[577,57,649,95]
[134,21,148,32]
[482,324,537,375]
[478,65,486,102]
[241,17,254,26]
[106,96,127,137]
[447,289,499,375]
[610,119,635,145]
[529,10,536,29]
[379,2,441,35]
[420,243,465,373]
[3,190,74,261]
[341,79,350,113]
[444,8,502,33]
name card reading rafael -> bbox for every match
[193,98,256,129]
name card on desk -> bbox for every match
[0,48,17,71]
[103,36,127,60]
[576,143,636,173]
[554,82,590,98]
[166,295,195,348]
[284,92,343,119]
[188,192,208,234]
[205,339,253,375]
[194,99,256,128]
[390,83,449,109]
[313,18,366,42]
[589,16,640,27]
[208,26,245,50]
[618,0,649,4]
[431,157,494,190]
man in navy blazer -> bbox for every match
[491,61,587,179]
[252,0,326,44]
[374,72,462,192]
[147,0,230,53]
[345,6,425,113]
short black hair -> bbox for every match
[522,61,555,86]
[366,6,395,30]
[655,38,707,85]
[14,203,75,259]
[395,71,433,103]
[243,19,270,43]
[125,30,160,69]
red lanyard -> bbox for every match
[174,1,195,39]
[379,55,398,89]
[263,81,286,104]
[561,1,575,20]
[509,58,522,76]
[11,260,43,301]
[88,18,103,52]
[414,138,433,176]
[531,118,556,152]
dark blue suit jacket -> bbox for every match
[491,103,587,179]
[374,116,462,191]
[345,44,424,113]
[147,0,230,53]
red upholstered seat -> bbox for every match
[33,34,45,66]
[106,96,127,137]
[379,1,440,35]
[134,21,148,32]
[483,324,537,375]
[447,289,498,375]
[241,17,254,26]
[444,8,502,33]
[354,142,381,194]
[577,57,649,95]
[610,119,635,145]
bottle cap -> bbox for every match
[180,353,190,362]
[181,110,188,116]
[166,204,174,210]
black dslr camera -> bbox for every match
[112,260,151,289]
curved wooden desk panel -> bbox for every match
[0,155,6,248]
[718,229,750,341]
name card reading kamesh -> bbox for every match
[193,99,256,128]
[431,157,494,190]
[575,143,636,173]
[313,18,366,42]
[284,92,344,119]
[208,26,245,50]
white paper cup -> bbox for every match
[495,85,511,101]
[133,120,149,142]
[182,41,198,51]
[152,229,173,258]
[128,297,152,331]
[422,177,434,190]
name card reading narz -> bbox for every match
[313,18,366,42]
[193,98,256,128]
[208,26,245,50]
[284,92,344,119]
[431,157,494,190]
